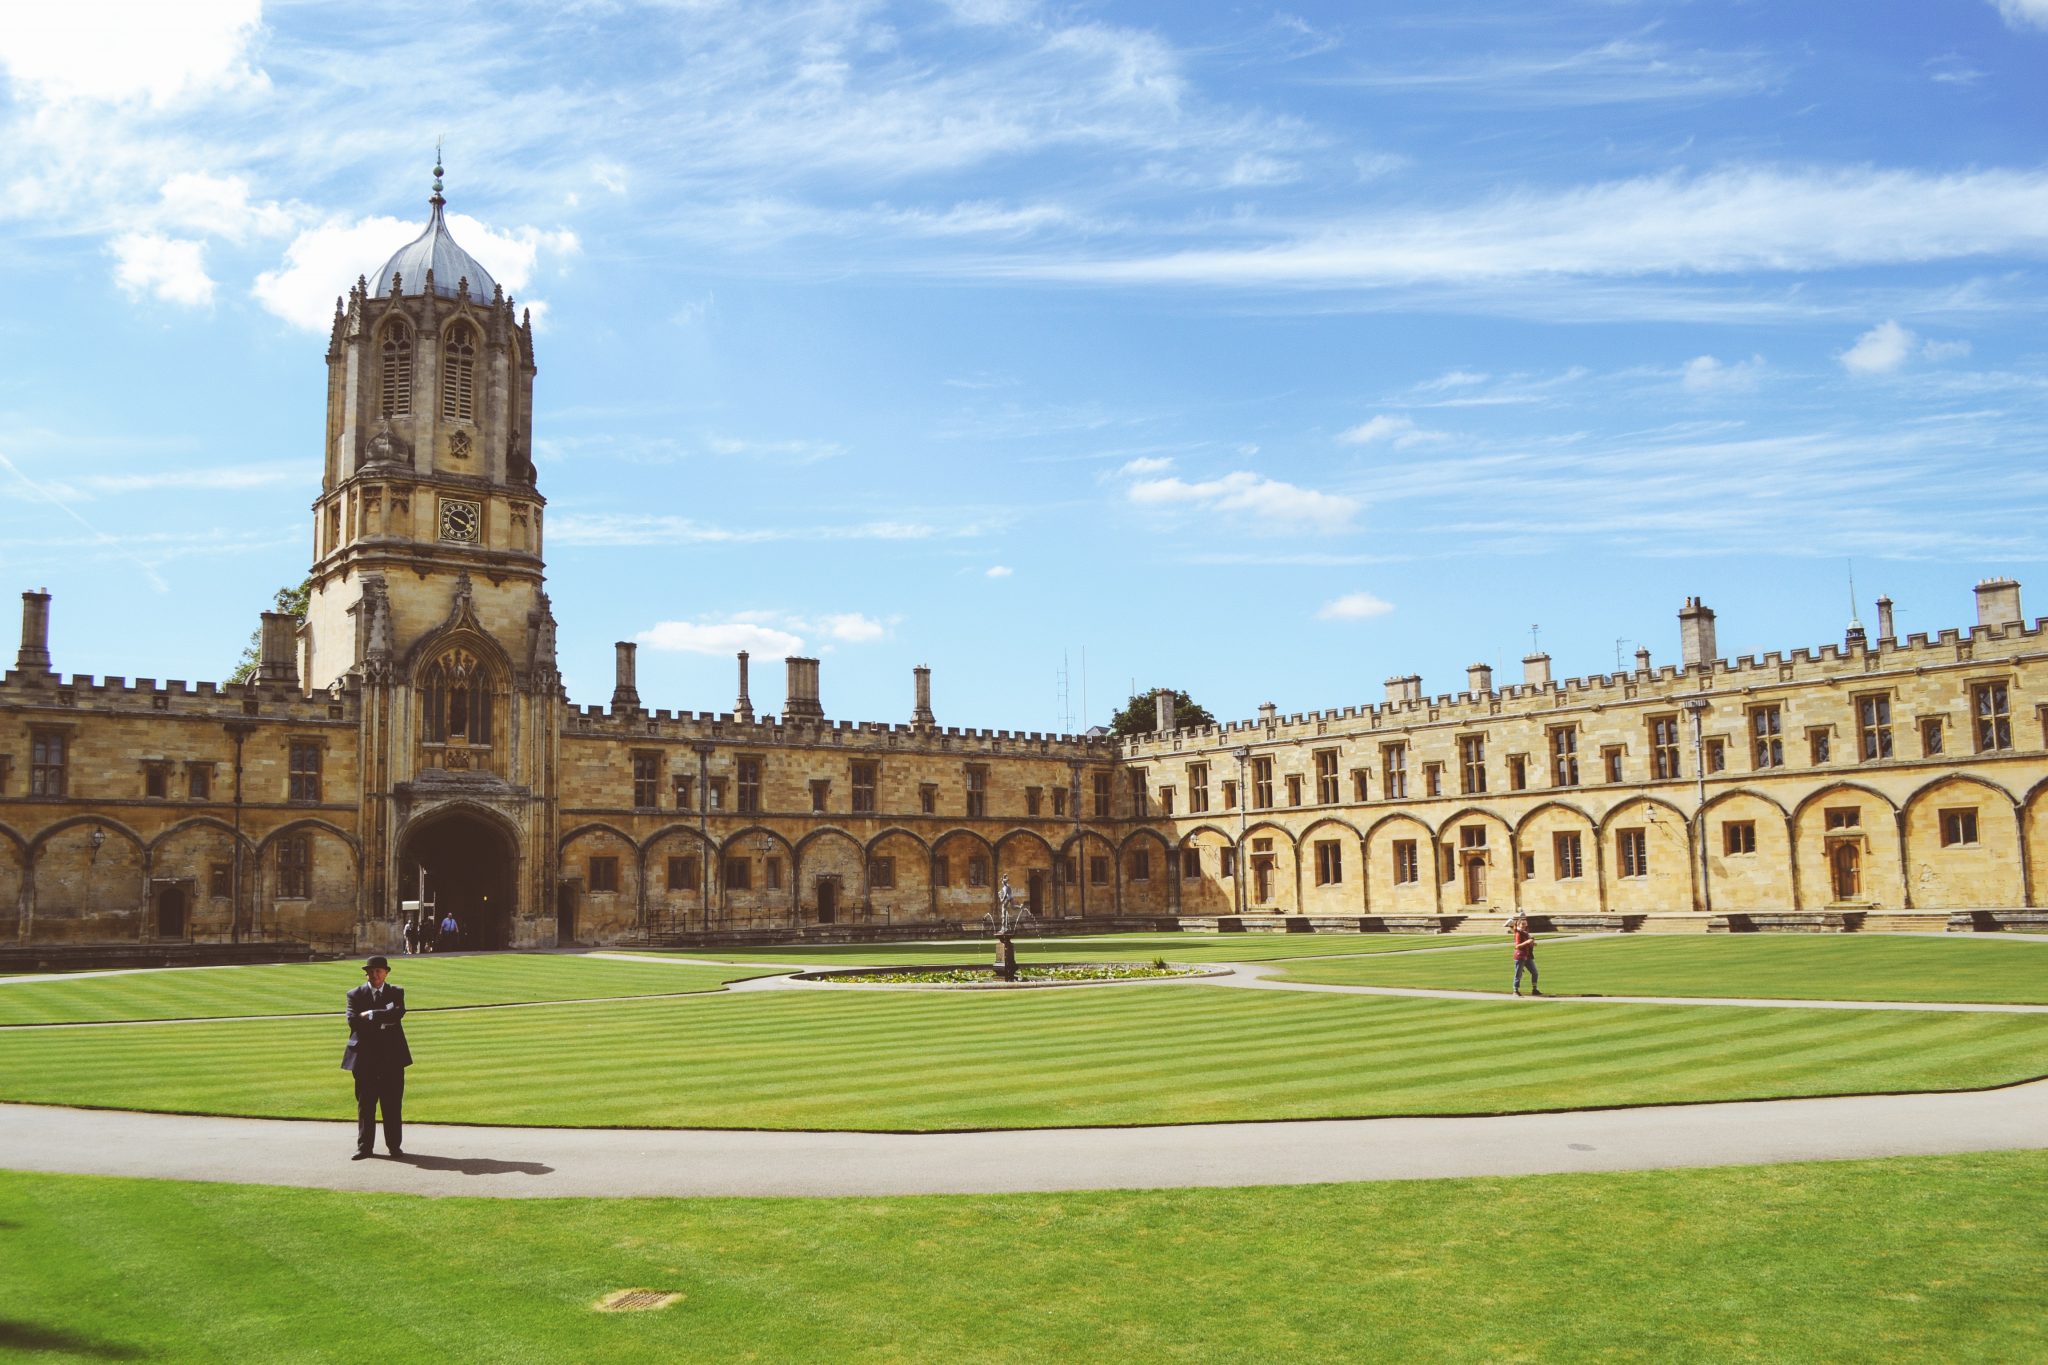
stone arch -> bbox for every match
[252,818,362,950]
[643,825,718,932]
[1698,788,1794,913]
[865,827,932,924]
[559,822,640,938]
[377,315,414,417]
[2022,777,2048,910]
[0,821,26,942]
[409,626,514,778]
[1362,811,1435,915]
[1174,824,1237,917]
[1432,808,1514,913]
[1791,783,1903,910]
[26,817,147,944]
[1297,816,1364,913]
[147,817,250,943]
[1057,828,1119,917]
[1598,795,1696,914]
[1117,826,1174,915]
[933,828,999,919]
[1236,821,1299,913]
[1900,774,2022,910]
[792,826,861,926]
[1512,801,1601,915]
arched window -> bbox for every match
[441,322,476,423]
[421,648,493,750]
[379,322,413,416]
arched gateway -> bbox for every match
[399,809,518,950]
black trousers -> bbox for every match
[354,1064,405,1153]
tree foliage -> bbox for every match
[1108,688,1217,738]
[228,578,312,684]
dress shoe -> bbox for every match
[352,1150,372,1161]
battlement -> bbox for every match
[0,669,355,721]
[561,702,1110,755]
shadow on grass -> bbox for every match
[392,1153,552,1176]
[0,1319,145,1359]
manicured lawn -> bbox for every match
[639,930,1516,966]
[1271,934,2048,1004]
[0,955,764,1026]
[2,983,2043,1129]
[2,1152,2042,1362]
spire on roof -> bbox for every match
[432,139,445,206]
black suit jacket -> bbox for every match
[342,983,413,1072]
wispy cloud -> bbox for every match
[0,0,267,106]
[1123,468,1360,532]
[1316,591,1395,621]
[638,619,804,657]
[1336,414,1450,448]
[1681,354,1767,393]
[1324,36,1780,106]
[550,512,988,547]
[1994,0,2048,33]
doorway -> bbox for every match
[1027,869,1045,915]
[155,883,188,939]
[1830,843,1861,901]
[556,881,576,945]
[1463,855,1487,906]
[816,876,838,924]
[399,810,517,949]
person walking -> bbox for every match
[440,910,459,953]
[1509,914,1541,996]
[402,916,419,956]
[342,955,412,1159]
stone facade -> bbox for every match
[3,179,2045,951]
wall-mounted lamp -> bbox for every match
[89,825,106,860]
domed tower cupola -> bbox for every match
[370,156,500,303]
[305,151,547,694]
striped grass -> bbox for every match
[2,982,2042,1129]
[0,955,763,1026]
[1271,933,2048,1004]
[3,1152,2044,1363]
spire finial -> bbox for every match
[431,139,445,205]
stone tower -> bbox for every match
[303,155,562,948]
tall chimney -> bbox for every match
[1257,701,1278,725]
[733,650,755,723]
[612,641,640,710]
[1384,676,1406,706]
[1875,595,1895,643]
[1153,687,1176,734]
[16,589,52,674]
[258,611,301,689]
[912,665,935,726]
[1634,645,1652,675]
[1466,662,1493,695]
[784,656,824,720]
[1403,674,1423,705]
[1678,596,1718,672]
[1522,652,1552,688]
[1975,577,2022,629]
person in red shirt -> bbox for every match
[1509,915,1541,996]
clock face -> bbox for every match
[439,499,481,543]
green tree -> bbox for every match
[1108,688,1217,737]
[228,578,312,684]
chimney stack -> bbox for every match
[1975,577,2022,630]
[1153,687,1176,734]
[16,589,52,674]
[784,656,824,720]
[733,651,755,723]
[258,611,301,689]
[1522,652,1552,688]
[912,665,935,726]
[1678,596,1718,672]
[1875,595,1895,643]
[611,641,640,710]
[1257,701,1278,725]
[1634,645,1652,675]
[1466,662,1493,695]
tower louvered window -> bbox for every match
[379,324,413,416]
[442,323,476,422]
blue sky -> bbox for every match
[2,0,2046,731]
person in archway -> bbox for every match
[440,909,459,952]
[402,915,419,956]
[342,955,412,1159]
[1509,914,1541,996]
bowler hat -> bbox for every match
[363,955,391,973]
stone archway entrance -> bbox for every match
[155,883,188,939]
[399,810,517,950]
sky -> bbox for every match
[2,0,2046,734]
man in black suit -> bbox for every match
[342,955,412,1160]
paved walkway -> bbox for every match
[3,1079,2042,1198]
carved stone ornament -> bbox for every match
[450,428,472,459]
[365,419,406,466]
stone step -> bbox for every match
[1856,913,1952,934]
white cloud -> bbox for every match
[0,0,266,106]
[156,172,298,242]
[109,232,214,307]
[1994,0,2048,31]
[1336,414,1449,449]
[1841,320,1915,375]
[1921,338,1973,363]
[1012,167,2048,289]
[817,612,886,643]
[986,565,1013,578]
[1126,469,1359,531]
[82,464,298,495]
[253,213,578,330]
[1316,591,1395,621]
[1681,354,1766,393]
[638,620,806,656]
[1118,456,1174,476]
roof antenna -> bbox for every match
[1846,559,1862,632]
